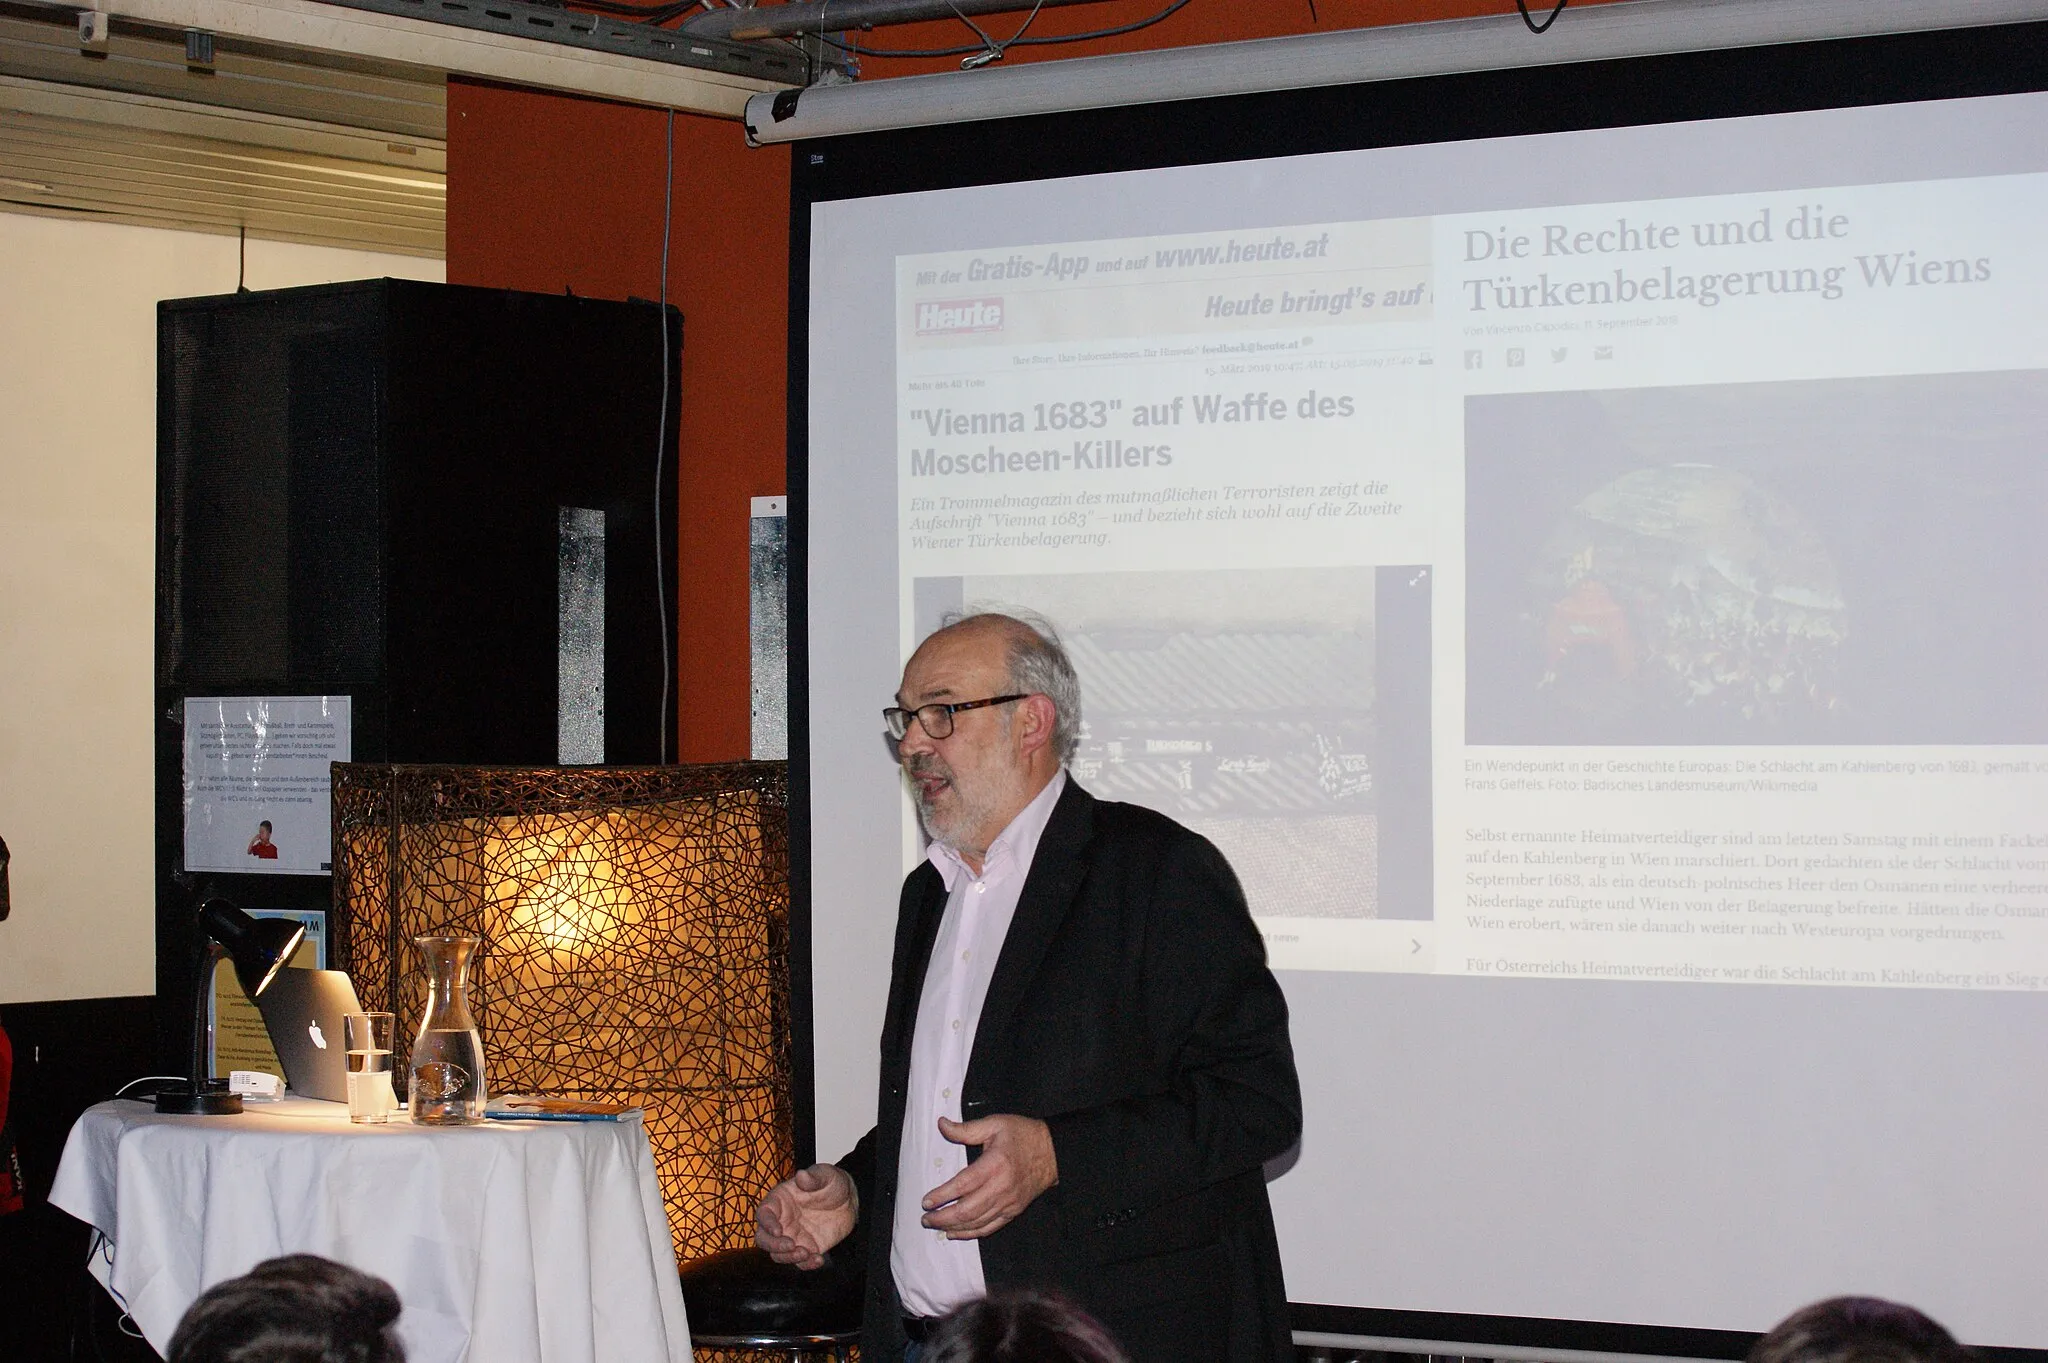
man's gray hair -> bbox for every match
[940,610,1083,765]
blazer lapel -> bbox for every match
[883,864,950,1065]
[966,779,1097,1087]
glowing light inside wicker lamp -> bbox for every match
[332,764,794,1265]
[489,816,633,955]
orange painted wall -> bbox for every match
[445,1,1624,760]
[447,81,790,763]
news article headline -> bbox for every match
[1460,205,1992,312]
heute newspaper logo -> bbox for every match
[916,297,1004,335]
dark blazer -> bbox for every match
[835,778,1301,1363]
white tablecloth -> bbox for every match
[50,1097,693,1363]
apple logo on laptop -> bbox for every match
[308,1019,328,1050]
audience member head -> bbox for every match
[168,1254,404,1363]
[1751,1297,1970,1363]
[923,1288,1129,1363]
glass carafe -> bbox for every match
[409,932,486,1125]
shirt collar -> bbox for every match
[926,768,1068,892]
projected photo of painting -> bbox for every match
[1465,370,2048,745]
[913,566,1433,920]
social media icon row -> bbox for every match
[1461,345,1614,369]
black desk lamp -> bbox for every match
[155,898,307,1115]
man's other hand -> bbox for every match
[755,1163,858,1269]
[921,1114,1058,1240]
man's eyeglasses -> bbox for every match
[883,694,1029,741]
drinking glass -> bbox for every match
[343,1011,397,1124]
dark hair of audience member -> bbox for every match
[167,1254,405,1363]
[1750,1297,1971,1363]
[923,1288,1129,1363]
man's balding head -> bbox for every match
[894,612,1078,868]
[927,613,1082,765]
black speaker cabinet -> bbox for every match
[154,279,680,1058]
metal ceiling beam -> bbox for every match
[0,7,447,140]
[322,0,803,89]
[10,0,798,118]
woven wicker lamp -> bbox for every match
[330,762,794,1266]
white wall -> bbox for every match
[0,212,442,1004]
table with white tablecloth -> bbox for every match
[50,1097,693,1363]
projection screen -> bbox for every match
[793,22,2048,1355]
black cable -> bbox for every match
[548,0,1193,52]
[826,0,1194,60]
[565,0,698,21]
[571,0,765,23]
[546,0,1152,55]
[655,107,674,766]
[1516,0,1568,35]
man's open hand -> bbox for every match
[920,1114,1058,1240]
[755,1163,858,1269]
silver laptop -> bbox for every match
[256,968,367,1103]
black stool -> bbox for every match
[680,1246,864,1361]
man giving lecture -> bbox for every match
[756,613,1300,1363]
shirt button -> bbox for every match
[961,950,971,961]
[951,1019,961,1031]
[943,1087,952,1099]
[975,883,986,894]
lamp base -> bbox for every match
[154,1080,243,1115]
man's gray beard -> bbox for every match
[908,758,1023,856]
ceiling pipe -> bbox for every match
[680,0,1110,43]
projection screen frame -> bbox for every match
[786,17,2048,1359]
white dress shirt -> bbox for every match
[890,769,1067,1318]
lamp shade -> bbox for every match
[199,897,306,999]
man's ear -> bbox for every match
[1013,694,1057,759]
